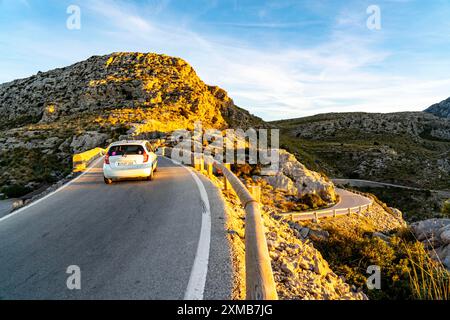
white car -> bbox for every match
[103,140,158,184]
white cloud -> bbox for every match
[1,0,449,121]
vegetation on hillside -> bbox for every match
[303,212,450,300]
[273,113,450,191]
[353,186,449,222]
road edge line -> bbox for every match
[164,156,212,300]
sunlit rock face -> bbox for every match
[259,149,337,203]
[0,52,263,132]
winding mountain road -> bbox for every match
[0,156,232,299]
[285,188,373,221]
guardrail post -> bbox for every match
[348,208,351,215]
[195,157,204,172]
[248,185,261,202]
[333,209,336,218]
[207,162,213,177]
[223,163,231,190]
[358,206,362,216]
[313,212,319,223]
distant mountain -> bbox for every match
[272,111,450,190]
[425,97,450,118]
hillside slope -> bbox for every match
[425,97,450,118]
[272,112,450,190]
[0,52,264,196]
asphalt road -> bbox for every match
[0,156,232,299]
[286,188,373,220]
[0,199,14,219]
[332,188,372,210]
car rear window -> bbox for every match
[108,145,145,156]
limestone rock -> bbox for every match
[440,227,450,244]
[70,131,108,153]
[410,218,450,241]
[261,149,337,202]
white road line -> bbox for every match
[165,157,211,300]
[0,157,104,224]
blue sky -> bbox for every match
[1,0,450,120]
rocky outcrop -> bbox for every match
[425,97,450,119]
[257,149,336,203]
[70,131,108,153]
[0,52,263,131]
[411,218,450,270]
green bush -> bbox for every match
[299,193,326,209]
[1,184,31,198]
[313,225,449,300]
[442,200,450,215]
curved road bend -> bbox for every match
[0,156,232,299]
[332,188,372,211]
[286,188,372,219]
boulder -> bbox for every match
[440,226,450,244]
[70,131,108,153]
[260,173,297,195]
[309,229,330,242]
[12,199,24,210]
[313,255,330,276]
[262,149,337,202]
[433,244,450,270]
[410,218,450,241]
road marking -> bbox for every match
[0,157,104,223]
[165,157,211,300]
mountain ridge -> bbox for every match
[425,97,450,118]
[0,52,265,131]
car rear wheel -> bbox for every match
[104,177,113,184]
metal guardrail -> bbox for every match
[163,146,278,300]
[286,203,372,222]
[213,161,278,300]
[283,188,374,222]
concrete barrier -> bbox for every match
[73,147,106,172]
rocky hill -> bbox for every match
[0,52,265,196]
[425,97,450,118]
[273,112,450,191]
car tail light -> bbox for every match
[105,154,110,164]
[143,152,149,163]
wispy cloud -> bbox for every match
[0,0,449,120]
